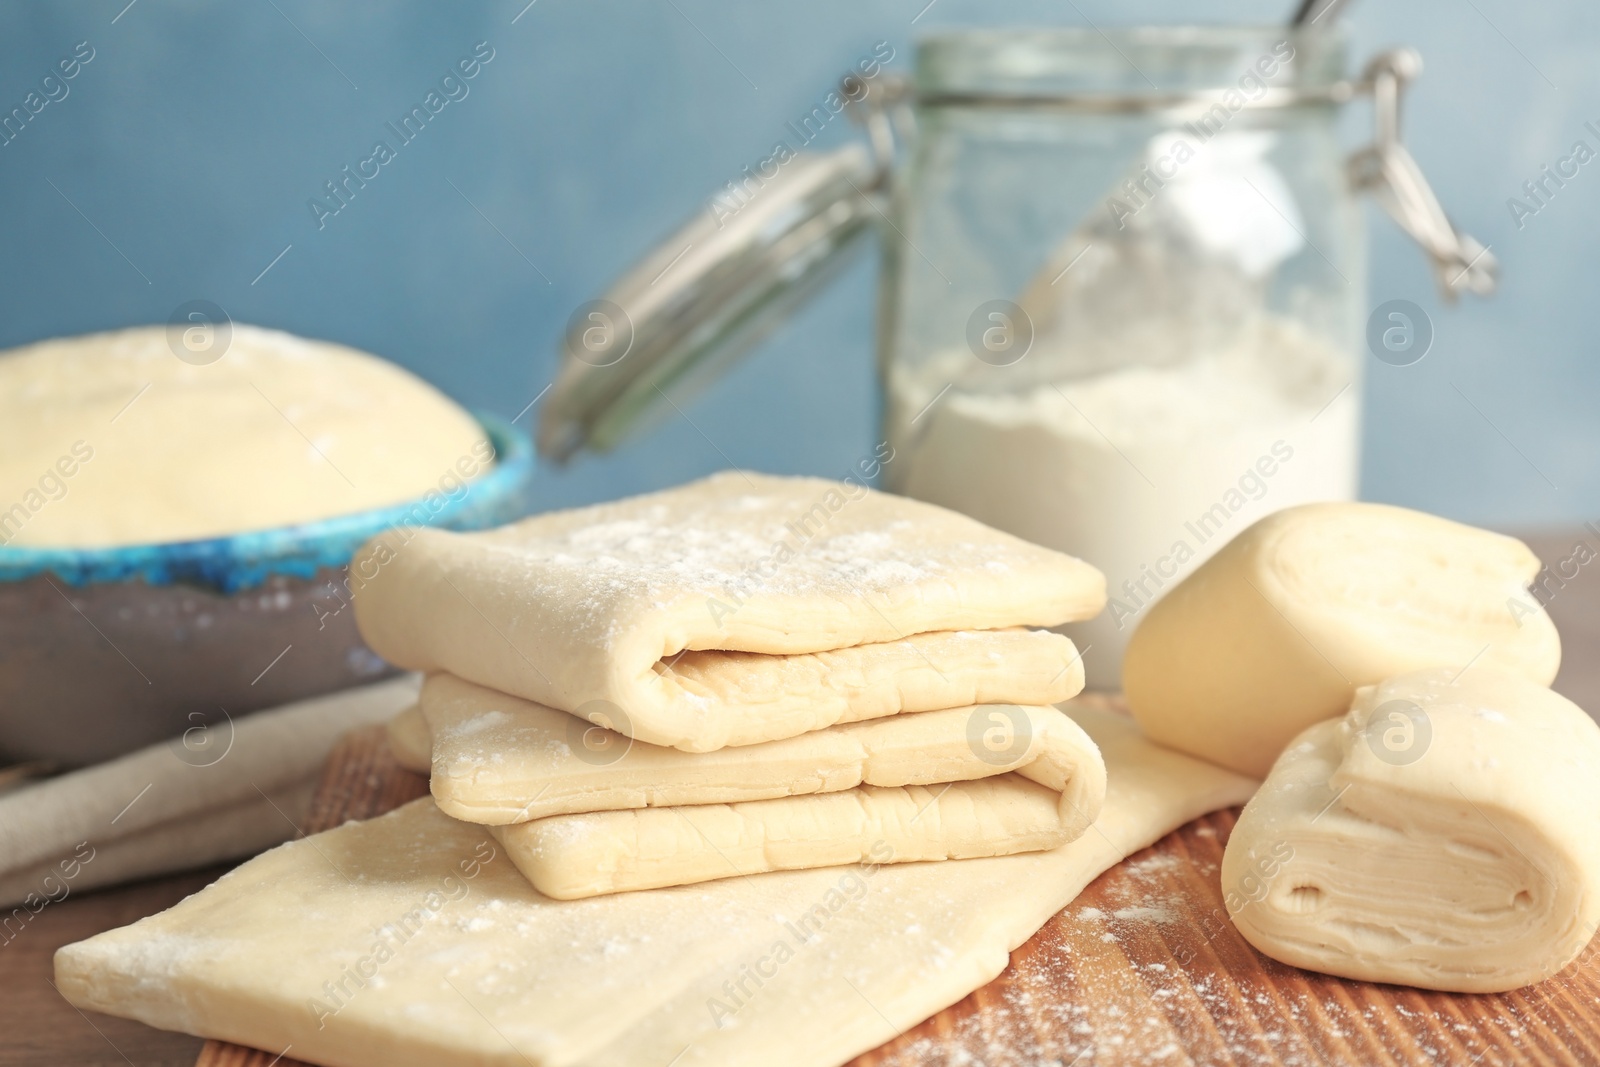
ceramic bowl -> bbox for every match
[0,413,531,767]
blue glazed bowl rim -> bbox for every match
[0,411,531,593]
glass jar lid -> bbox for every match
[537,142,882,462]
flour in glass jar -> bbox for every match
[886,314,1358,688]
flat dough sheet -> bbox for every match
[353,472,1105,751]
[55,707,1256,1067]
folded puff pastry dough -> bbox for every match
[495,775,1088,900]
[1125,502,1560,777]
[414,672,1095,821]
[352,472,1105,752]
[1223,668,1600,992]
[55,706,1258,1067]
[406,673,1105,898]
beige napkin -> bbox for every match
[0,676,418,909]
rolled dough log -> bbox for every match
[1222,668,1600,992]
[353,471,1105,751]
[0,325,489,547]
[1124,502,1560,776]
[54,705,1257,1067]
[417,673,1101,824]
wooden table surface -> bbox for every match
[6,530,1598,1067]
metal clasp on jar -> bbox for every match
[1346,48,1497,301]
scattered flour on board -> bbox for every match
[864,841,1524,1066]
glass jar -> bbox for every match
[538,26,1493,689]
[881,28,1363,686]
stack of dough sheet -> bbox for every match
[356,472,1110,896]
[55,706,1260,1067]
[388,673,1107,897]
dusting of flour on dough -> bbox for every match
[457,472,1090,655]
[439,710,511,738]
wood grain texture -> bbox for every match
[193,708,1600,1067]
[300,723,430,834]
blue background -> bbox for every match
[0,0,1592,527]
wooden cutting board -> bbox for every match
[196,698,1600,1067]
